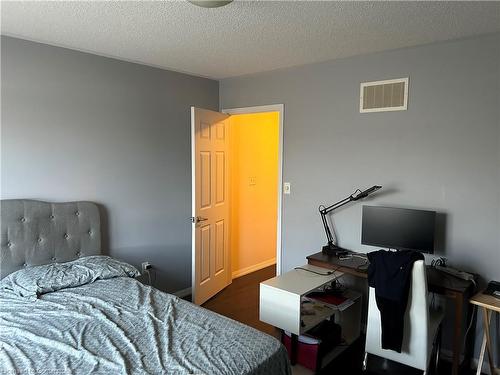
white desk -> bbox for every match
[259,264,362,370]
[260,264,343,335]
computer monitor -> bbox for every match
[361,205,436,253]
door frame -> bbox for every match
[221,104,284,276]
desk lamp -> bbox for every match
[320,185,382,256]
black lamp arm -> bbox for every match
[320,209,334,245]
[319,196,354,247]
[319,196,354,215]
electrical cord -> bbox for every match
[294,267,335,276]
[294,265,343,284]
[431,257,447,268]
[322,278,345,294]
[462,305,477,351]
[145,269,153,287]
[295,265,344,297]
[339,254,367,261]
[463,278,477,344]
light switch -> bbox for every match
[249,176,257,186]
[284,182,291,195]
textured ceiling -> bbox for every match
[1,1,500,79]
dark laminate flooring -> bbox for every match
[202,265,279,338]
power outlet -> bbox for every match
[141,262,152,272]
[284,182,291,195]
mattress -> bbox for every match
[0,274,290,375]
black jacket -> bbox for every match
[367,250,424,352]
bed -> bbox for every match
[0,200,291,375]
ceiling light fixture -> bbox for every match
[187,1,233,8]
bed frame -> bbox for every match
[0,200,101,279]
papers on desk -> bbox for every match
[303,290,360,312]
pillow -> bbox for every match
[0,256,140,299]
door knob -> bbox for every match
[190,216,208,224]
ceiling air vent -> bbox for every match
[360,77,409,113]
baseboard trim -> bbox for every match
[232,258,276,279]
[173,287,192,299]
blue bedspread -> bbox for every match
[0,275,290,374]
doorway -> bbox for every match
[223,104,284,280]
[228,111,280,280]
[191,104,284,305]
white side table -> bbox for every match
[260,264,362,369]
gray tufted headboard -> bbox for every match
[0,200,101,279]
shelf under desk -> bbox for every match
[259,263,362,369]
[306,250,477,375]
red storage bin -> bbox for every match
[282,320,342,371]
[282,331,321,371]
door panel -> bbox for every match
[216,122,225,140]
[200,121,211,139]
[200,152,211,208]
[215,152,225,204]
[200,224,211,283]
[215,220,225,274]
[192,107,231,305]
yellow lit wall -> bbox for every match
[230,112,279,278]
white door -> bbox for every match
[191,107,231,305]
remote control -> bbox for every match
[435,265,474,281]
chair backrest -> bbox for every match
[365,260,430,371]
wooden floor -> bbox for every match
[202,264,279,338]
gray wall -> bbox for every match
[221,33,500,363]
[1,36,219,293]
[221,33,500,281]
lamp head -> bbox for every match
[351,185,382,201]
